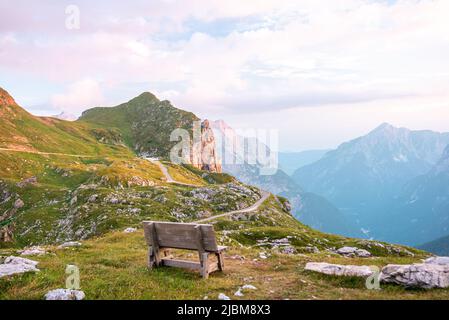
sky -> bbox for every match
[1,0,449,151]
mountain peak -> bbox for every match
[128,92,159,105]
[372,122,396,132]
[0,87,17,106]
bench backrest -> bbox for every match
[142,221,219,252]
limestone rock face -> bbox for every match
[305,262,374,277]
[380,263,449,289]
[191,120,222,173]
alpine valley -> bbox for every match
[0,86,448,300]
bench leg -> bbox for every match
[148,246,162,269]
[216,252,224,271]
[201,252,210,279]
[148,246,155,269]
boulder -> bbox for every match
[424,256,449,265]
[0,256,39,278]
[380,263,449,289]
[123,227,137,233]
[241,284,257,290]
[218,293,231,300]
[305,262,374,277]
[20,246,47,256]
[336,246,371,258]
[44,289,85,300]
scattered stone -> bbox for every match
[234,289,244,297]
[58,241,82,248]
[380,263,449,289]
[88,194,98,203]
[336,246,371,258]
[70,196,78,206]
[241,284,257,290]
[281,246,296,255]
[108,198,120,204]
[305,262,374,277]
[13,198,24,209]
[0,256,39,278]
[44,289,85,300]
[218,293,231,300]
[20,246,47,256]
[123,227,137,233]
[424,256,449,265]
[16,176,37,188]
[304,246,319,253]
[259,253,268,259]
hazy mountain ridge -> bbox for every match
[388,145,449,245]
[293,123,449,244]
[212,120,358,236]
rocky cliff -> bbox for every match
[80,92,222,173]
[191,119,222,173]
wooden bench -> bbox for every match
[142,221,227,279]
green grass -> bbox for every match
[0,229,447,300]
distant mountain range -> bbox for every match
[292,123,449,245]
[212,120,359,236]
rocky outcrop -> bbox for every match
[0,256,40,278]
[305,262,374,277]
[380,263,449,289]
[191,120,222,173]
[336,247,371,258]
[0,88,17,106]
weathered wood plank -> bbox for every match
[161,258,202,270]
[143,221,218,251]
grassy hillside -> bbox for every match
[0,199,438,300]
[0,89,129,157]
[79,92,199,158]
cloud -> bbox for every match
[1,0,449,148]
[51,79,104,114]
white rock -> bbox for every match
[14,198,24,209]
[0,256,39,278]
[241,284,257,290]
[218,293,231,300]
[424,257,449,265]
[58,241,82,248]
[259,253,267,259]
[380,263,449,289]
[20,246,47,256]
[123,227,137,233]
[336,246,371,258]
[305,262,374,277]
[234,289,244,297]
[44,289,85,300]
